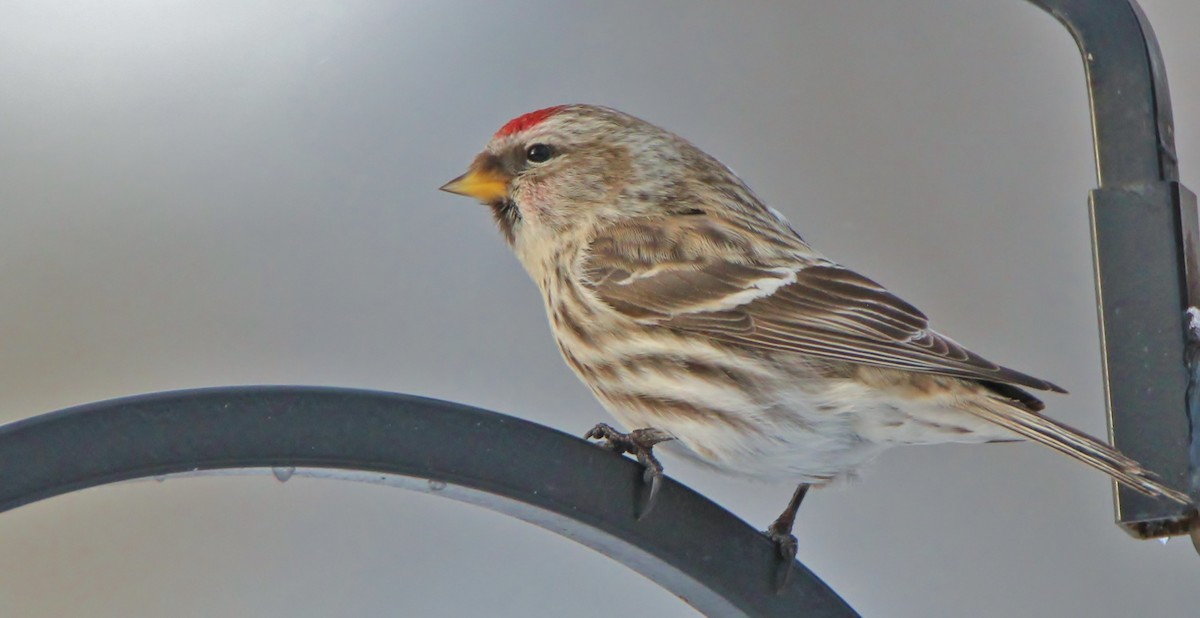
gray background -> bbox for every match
[1,1,1197,616]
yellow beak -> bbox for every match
[439,167,511,203]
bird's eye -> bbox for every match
[525,143,554,163]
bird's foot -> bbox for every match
[765,523,799,592]
[584,423,674,519]
[764,483,809,593]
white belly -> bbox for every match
[573,343,1017,484]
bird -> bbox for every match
[440,104,1192,581]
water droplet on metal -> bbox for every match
[1159,536,1170,545]
[427,479,447,492]
[272,466,296,483]
[153,475,167,483]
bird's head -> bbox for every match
[441,104,734,247]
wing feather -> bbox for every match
[583,220,1065,393]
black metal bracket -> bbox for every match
[0,386,858,617]
[1024,0,1199,539]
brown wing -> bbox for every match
[583,220,1065,393]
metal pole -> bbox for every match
[1023,0,1199,538]
[0,386,858,617]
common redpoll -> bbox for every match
[441,104,1191,574]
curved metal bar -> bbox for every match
[1023,0,1199,539]
[0,386,857,617]
[1025,0,1178,185]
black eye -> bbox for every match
[525,143,554,163]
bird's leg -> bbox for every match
[765,483,810,592]
[583,423,675,519]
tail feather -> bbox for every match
[968,399,1192,505]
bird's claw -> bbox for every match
[583,423,674,519]
[766,526,798,593]
[637,460,664,519]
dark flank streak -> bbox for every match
[675,357,759,393]
[561,279,598,318]
[599,390,761,435]
[558,345,584,374]
[556,307,594,345]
